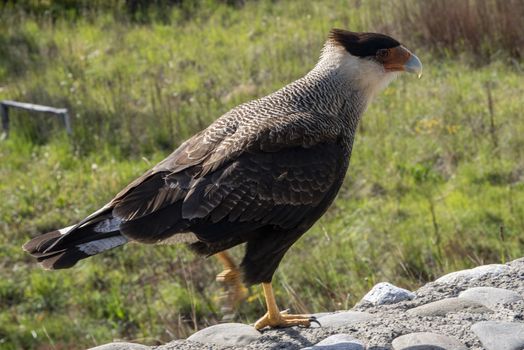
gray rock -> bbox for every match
[435,264,509,284]
[471,321,524,350]
[511,257,524,266]
[314,311,374,328]
[302,334,365,350]
[154,259,524,350]
[186,323,261,346]
[392,332,467,350]
[88,343,150,350]
[361,282,415,305]
[459,286,523,310]
[407,297,491,317]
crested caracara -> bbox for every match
[24,29,422,329]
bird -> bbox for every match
[23,28,422,330]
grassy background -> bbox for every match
[1,0,523,349]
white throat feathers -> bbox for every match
[316,40,399,102]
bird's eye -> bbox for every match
[377,49,389,59]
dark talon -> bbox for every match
[309,316,321,327]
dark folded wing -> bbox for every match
[107,110,344,243]
[182,142,344,242]
[111,140,343,243]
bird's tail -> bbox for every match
[23,210,128,270]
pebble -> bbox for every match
[458,286,522,310]
[392,332,467,350]
[88,343,150,350]
[435,264,510,284]
[471,321,524,350]
[407,297,491,317]
[314,311,374,328]
[301,334,365,350]
[361,282,415,305]
[186,322,261,346]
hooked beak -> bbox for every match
[404,54,423,78]
[383,45,423,78]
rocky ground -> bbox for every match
[91,258,524,350]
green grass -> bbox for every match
[1,1,523,349]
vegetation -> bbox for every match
[1,0,523,349]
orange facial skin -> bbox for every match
[377,46,414,72]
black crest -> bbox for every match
[329,29,400,57]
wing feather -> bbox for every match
[184,142,344,242]
[100,109,344,244]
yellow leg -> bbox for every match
[215,251,248,306]
[254,282,315,330]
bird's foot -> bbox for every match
[216,268,248,306]
[254,309,318,330]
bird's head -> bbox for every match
[320,29,422,100]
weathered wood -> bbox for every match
[1,100,68,114]
[0,100,71,138]
[63,111,72,135]
[1,103,8,140]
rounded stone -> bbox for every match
[392,332,467,350]
[88,342,150,350]
[312,312,333,319]
[458,286,523,310]
[471,321,524,350]
[314,311,374,328]
[302,334,365,350]
[361,282,415,305]
[435,264,509,284]
[186,322,261,346]
[407,297,491,317]
[511,257,524,265]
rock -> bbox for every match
[435,264,510,284]
[471,321,524,350]
[312,312,334,319]
[392,332,467,350]
[186,323,261,346]
[314,311,374,328]
[88,343,150,350]
[458,287,523,310]
[407,297,491,316]
[302,334,365,350]
[153,258,524,350]
[361,282,415,305]
[511,257,524,266]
